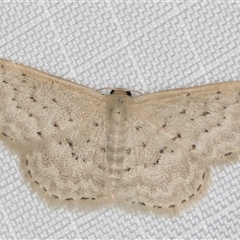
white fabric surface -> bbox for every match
[0,2,239,239]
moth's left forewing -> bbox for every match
[119,82,240,214]
[134,81,240,165]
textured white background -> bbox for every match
[0,2,240,239]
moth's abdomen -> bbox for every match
[105,94,131,198]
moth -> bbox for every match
[0,58,239,214]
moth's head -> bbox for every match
[110,88,132,97]
[97,87,141,97]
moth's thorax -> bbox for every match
[105,93,132,199]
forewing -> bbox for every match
[0,59,110,207]
[135,82,240,164]
[0,59,103,148]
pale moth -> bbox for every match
[0,58,239,215]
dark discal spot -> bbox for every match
[34,181,39,185]
[169,204,176,208]
[180,109,186,114]
[138,202,146,206]
[142,142,147,148]
[218,123,220,126]
[101,147,106,152]
[28,170,32,178]
[30,96,37,102]
[13,88,17,91]
[1,64,3,68]
[173,133,182,140]
[217,91,221,94]
[66,198,73,201]
[67,139,73,147]
[171,150,174,153]
[71,152,78,160]
[189,194,194,198]
[58,141,62,145]
[224,152,232,156]
[202,172,205,179]
[187,93,190,96]
[159,146,167,154]
[29,113,33,117]
[126,148,131,154]
[87,139,90,143]
[136,126,143,131]
[52,195,59,199]
[52,98,57,102]
[181,199,186,204]
[12,98,16,101]
[192,144,196,149]
[216,97,219,100]
[162,123,166,128]
[197,184,202,191]
[153,205,162,209]
[43,187,47,192]
[22,73,26,76]
[205,129,209,133]
[153,159,159,165]
[26,159,28,165]
[2,132,8,137]
[54,123,59,127]
[125,167,131,171]
[202,112,210,116]
[69,118,73,122]
[16,106,21,109]
[93,122,98,127]
[81,197,89,200]
[223,106,226,109]
[43,106,47,109]
[2,80,8,83]
[37,131,42,136]
[191,118,194,121]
